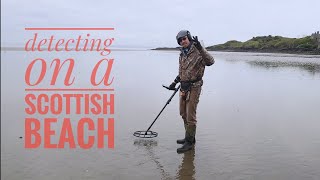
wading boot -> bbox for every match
[177,123,187,144]
[177,123,196,144]
[177,125,196,153]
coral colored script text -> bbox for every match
[24,28,115,149]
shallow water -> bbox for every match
[1,50,320,180]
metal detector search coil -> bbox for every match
[133,131,158,138]
[133,85,180,138]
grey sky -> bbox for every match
[1,0,319,48]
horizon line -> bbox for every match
[25,28,115,31]
[25,88,114,91]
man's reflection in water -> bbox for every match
[176,149,196,180]
[133,139,172,179]
[133,139,196,180]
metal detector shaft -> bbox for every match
[144,85,181,135]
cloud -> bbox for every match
[1,0,320,48]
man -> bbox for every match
[168,30,214,153]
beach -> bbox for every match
[1,50,320,179]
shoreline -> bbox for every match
[0,47,150,52]
[2,46,319,56]
[207,49,320,55]
[151,47,320,56]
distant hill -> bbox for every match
[207,35,320,55]
[151,47,179,50]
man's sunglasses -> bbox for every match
[178,37,187,43]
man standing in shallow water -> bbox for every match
[168,30,214,153]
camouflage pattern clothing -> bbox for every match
[177,42,214,127]
[178,42,214,88]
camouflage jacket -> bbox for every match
[177,43,214,87]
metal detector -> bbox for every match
[133,85,180,138]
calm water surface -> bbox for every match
[1,50,320,180]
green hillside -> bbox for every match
[207,35,320,54]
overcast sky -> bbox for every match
[1,0,319,48]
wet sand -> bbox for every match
[1,50,320,179]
